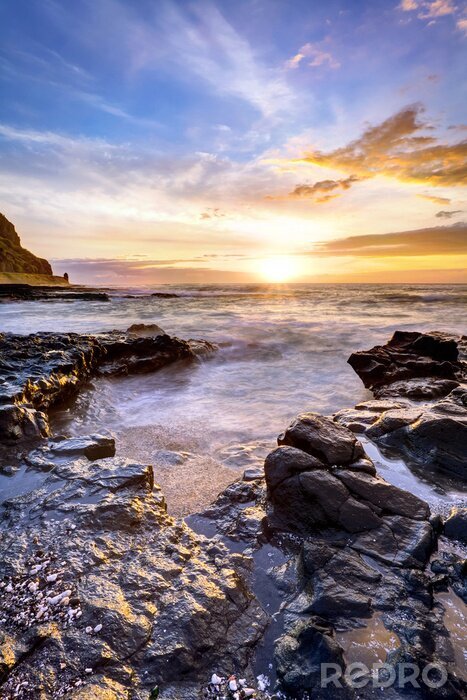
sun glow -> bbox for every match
[259,255,301,283]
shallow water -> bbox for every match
[2,283,467,513]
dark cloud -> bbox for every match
[311,222,467,257]
[289,175,359,202]
[299,105,467,186]
[436,210,463,218]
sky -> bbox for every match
[0,0,466,285]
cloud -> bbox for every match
[417,193,452,204]
[123,0,293,119]
[311,222,467,256]
[399,0,419,10]
[51,257,253,285]
[435,209,463,218]
[200,208,226,220]
[288,175,359,202]
[398,0,465,31]
[286,43,340,70]
[297,104,467,186]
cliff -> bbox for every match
[0,213,52,275]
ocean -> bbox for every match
[2,283,466,515]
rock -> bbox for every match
[275,619,350,699]
[365,394,467,480]
[278,413,365,465]
[374,377,460,399]
[0,213,52,276]
[345,332,467,481]
[126,323,165,337]
[0,331,216,441]
[335,469,430,520]
[333,408,378,433]
[242,467,264,481]
[444,508,467,544]
[265,413,434,570]
[348,330,465,399]
[0,449,268,697]
[151,292,179,298]
[365,407,424,439]
[264,446,325,492]
[49,435,116,461]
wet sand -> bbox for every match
[115,425,245,517]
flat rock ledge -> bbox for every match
[0,328,216,441]
[0,437,268,699]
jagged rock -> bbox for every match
[348,330,466,399]
[266,415,431,556]
[274,619,352,699]
[444,507,467,544]
[0,331,216,440]
[0,450,268,698]
[255,411,467,698]
[126,323,165,337]
[344,333,467,480]
[278,412,365,465]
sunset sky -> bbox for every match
[0,0,466,284]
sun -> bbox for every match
[259,255,300,283]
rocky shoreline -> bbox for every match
[0,329,466,698]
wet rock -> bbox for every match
[0,331,216,441]
[257,410,463,698]
[345,332,467,481]
[443,508,467,544]
[275,619,351,699]
[0,449,267,698]
[49,435,116,460]
[126,323,165,337]
[278,413,365,466]
[348,330,465,398]
[333,408,378,433]
[242,467,264,481]
[0,404,48,440]
[374,377,460,400]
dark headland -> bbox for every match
[0,213,112,301]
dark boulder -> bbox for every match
[348,330,465,399]
[444,508,467,544]
[278,412,365,465]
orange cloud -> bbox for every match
[298,105,467,186]
[311,222,467,257]
[417,193,451,204]
[289,175,360,202]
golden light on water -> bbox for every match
[259,255,301,283]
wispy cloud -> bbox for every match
[435,209,463,217]
[398,0,466,33]
[286,42,340,70]
[120,0,293,119]
[417,193,452,204]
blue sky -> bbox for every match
[0,0,466,283]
